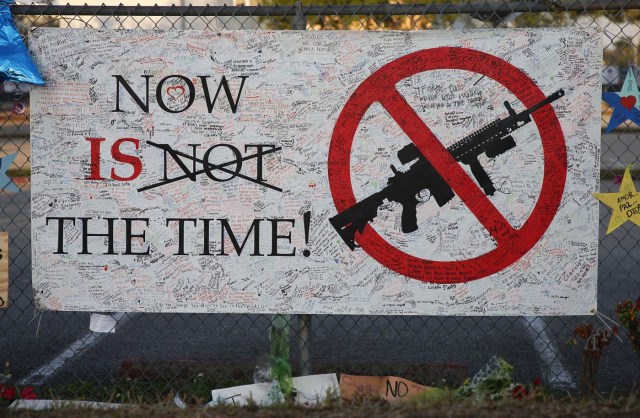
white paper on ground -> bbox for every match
[9,399,124,410]
[174,393,188,409]
[291,373,340,406]
[89,313,117,333]
[209,380,283,406]
[209,373,339,407]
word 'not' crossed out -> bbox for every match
[138,141,282,193]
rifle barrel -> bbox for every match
[447,89,564,160]
[521,89,565,118]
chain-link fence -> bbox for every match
[1,0,639,402]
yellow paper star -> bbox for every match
[594,167,640,234]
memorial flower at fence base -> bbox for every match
[572,322,613,396]
[0,384,16,401]
[20,386,37,400]
[0,384,37,405]
[510,384,529,399]
[0,363,38,405]
[615,297,640,361]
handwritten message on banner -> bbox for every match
[30,29,601,315]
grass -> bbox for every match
[1,361,639,416]
[3,395,640,418]
[40,375,253,405]
[2,368,639,418]
[28,360,468,406]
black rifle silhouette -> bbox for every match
[330,89,565,250]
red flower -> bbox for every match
[533,377,542,386]
[575,323,593,339]
[511,385,529,399]
[614,174,623,185]
[1,386,16,401]
[20,386,37,400]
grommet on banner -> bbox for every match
[0,1,44,85]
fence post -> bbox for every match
[291,0,312,377]
[297,314,312,376]
[292,1,306,30]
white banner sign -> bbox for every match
[30,28,601,315]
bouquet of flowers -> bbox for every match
[0,363,37,407]
[615,297,640,360]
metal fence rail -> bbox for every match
[11,1,640,16]
[1,1,639,401]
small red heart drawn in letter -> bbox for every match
[620,95,637,110]
[166,85,186,100]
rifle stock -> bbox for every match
[329,191,386,250]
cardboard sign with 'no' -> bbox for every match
[339,374,429,402]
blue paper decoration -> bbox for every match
[602,66,640,133]
[0,153,19,192]
[0,0,44,85]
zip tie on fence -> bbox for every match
[592,309,622,327]
[591,309,624,342]
[26,306,39,326]
[27,307,43,339]
[35,312,43,339]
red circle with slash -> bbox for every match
[328,47,567,283]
